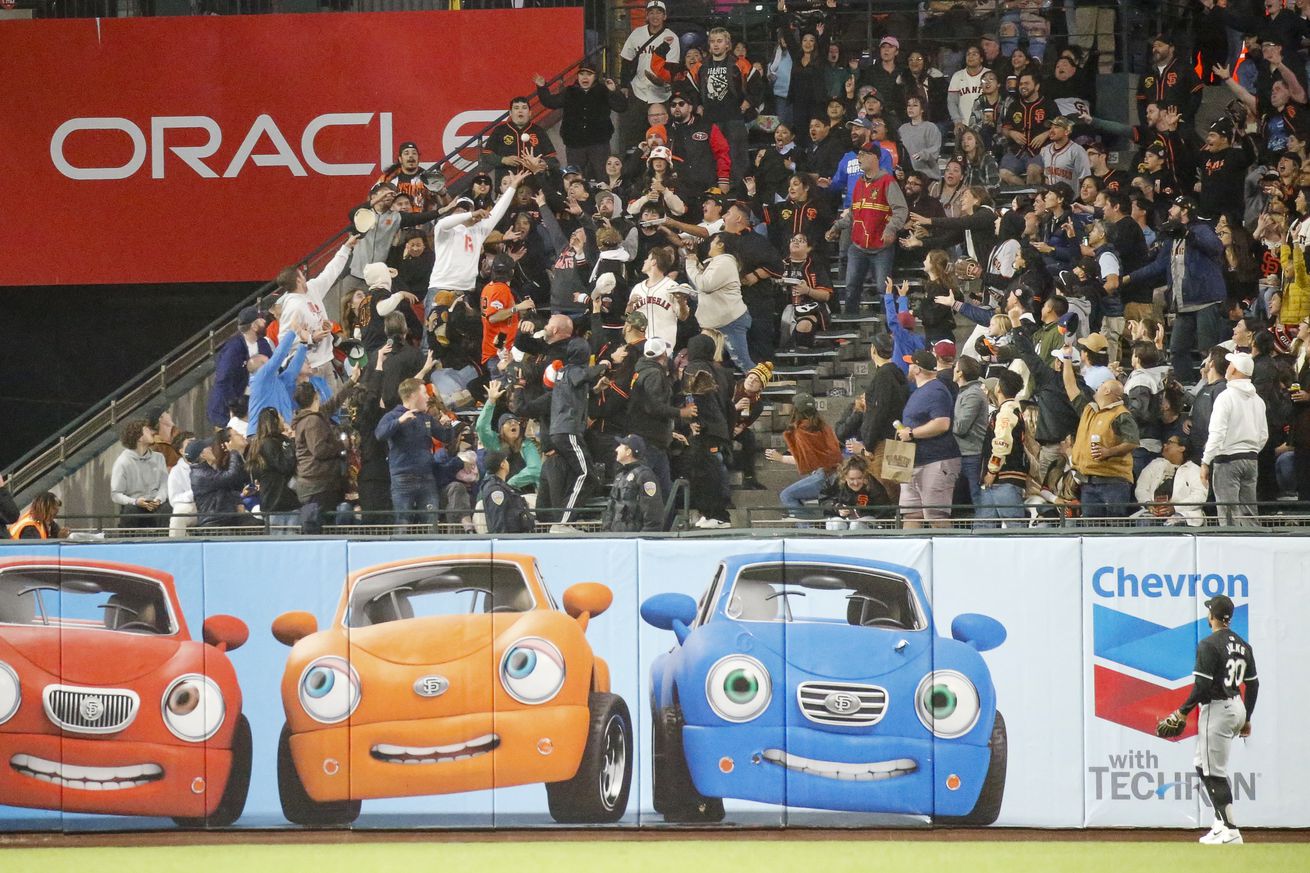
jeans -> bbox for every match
[1080,476,1133,519]
[959,454,983,507]
[1169,303,1224,384]
[780,469,828,514]
[1211,457,1259,527]
[266,510,299,535]
[714,310,754,372]
[390,472,439,525]
[843,244,894,315]
[974,482,1025,528]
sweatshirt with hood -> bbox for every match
[1202,379,1269,464]
[684,252,748,330]
[1124,364,1171,453]
[550,337,608,437]
[110,448,168,507]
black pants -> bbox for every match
[1257,444,1279,506]
[118,503,170,529]
[550,433,594,525]
[732,428,759,479]
[1297,447,1310,505]
[745,293,780,365]
[688,438,730,522]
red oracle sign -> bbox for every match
[0,10,583,286]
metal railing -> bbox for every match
[2,49,604,504]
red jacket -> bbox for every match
[851,172,900,251]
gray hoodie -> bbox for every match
[109,448,168,507]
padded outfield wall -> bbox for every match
[0,536,1304,831]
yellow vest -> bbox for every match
[1070,402,1134,482]
[6,511,49,540]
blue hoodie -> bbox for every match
[245,331,307,437]
[884,290,926,374]
[375,406,456,477]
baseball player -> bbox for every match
[1158,594,1258,845]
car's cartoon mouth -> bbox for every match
[369,733,501,764]
[760,749,917,781]
[10,754,164,790]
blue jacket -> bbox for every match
[1127,222,1226,309]
[207,333,273,427]
[375,406,455,477]
[245,332,307,437]
[884,291,926,374]
[830,146,894,209]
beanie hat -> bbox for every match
[747,362,774,386]
[363,262,393,290]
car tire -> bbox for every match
[935,711,1007,827]
[172,714,253,829]
[546,692,633,823]
[276,722,361,827]
[652,703,725,824]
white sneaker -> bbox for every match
[549,524,581,534]
[701,518,731,529]
[1200,827,1243,845]
[1201,819,1225,842]
[693,516,712,529]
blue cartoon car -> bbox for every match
[641,553,1006,823]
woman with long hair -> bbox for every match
[931,158,967,217]
[684,232,753,371]
[920,248,962,343]
[779,233,833,349]
[765,392,842,517]
[762,173,829,254]
[6,492,65,540]
[777,15,829,141]
[904,49,948,124]
[911,185,999,264]
[955,127,1000,188]
[247,406,300,531]
[627,147,687,217]
[899,94,942,180]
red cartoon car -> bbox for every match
[0,557,251,826]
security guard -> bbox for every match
[480,451,536,534]
[601,435,664,532]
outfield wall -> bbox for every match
[0,536,1304,831]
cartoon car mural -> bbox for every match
[272,554,632,825]
[0,557,252,826]
[641,553,1007,823]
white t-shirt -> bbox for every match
[948,67,988,122]
[628,275,682,346]
[278,243,350,369]
[620,25,682,104]
[988,238,1020,280]
[1096,249,1121,280]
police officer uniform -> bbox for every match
[480,476,536,534]
[601,435,664,532]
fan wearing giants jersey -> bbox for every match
[1198,117,1254,224]
[481,98,558,182]
[1039,117,1090,188]
[1164,594,1258,846]
[377,142,441,213]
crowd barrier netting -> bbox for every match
[0,535,1305,831]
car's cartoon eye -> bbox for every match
[161,674,225,742]
[298,657,360,724]
[706,655,771,723]
[0,662,19,725]
[500,638,565,704]
[915,670,980,738]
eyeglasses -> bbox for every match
[670,101,688,108]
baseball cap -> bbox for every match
[980,31,999,43]
[578,60,597,74]
[1077,332,1109,353]
[1151,32,1177,46]
[903,349,937,370]
[183,438,210,464]
[1206,594,1235,621]
[1144,142,1167,158]
[847,117,874,130]
[237,306,261,327]
[879,36,899,49]
[1049,115,1074,129]
[1209,116,1235,138]
[646,0,666,10]
[496,412,521,430]
[648,145,673,162]
[644,336,671,358]
[1226,351,1255,376]
[625,311,649,330]
[932,339,957,362]
[397,140,419,156]
[618,433,648,457]
[792,392,818,416]
[470,172,493,186]
[1173,194,1197,213]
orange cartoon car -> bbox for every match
[0,557,251,825]
[272,554,632,825]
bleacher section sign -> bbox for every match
[0,10,582,285]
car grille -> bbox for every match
[796,681,888,726]
[42,685,140,734]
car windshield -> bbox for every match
[722,563,923,630]
[346,562,536,627]
[0,566,176,635]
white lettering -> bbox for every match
[222,114,308,178]
[379,111,394,172]
[443,110,504,172]
[300,113,377,176]
[51,117,146,181]
[151,116,221,179]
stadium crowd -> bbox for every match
[9,0,1310,538]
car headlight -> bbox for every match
[915,670,981,738]
[298,656,361,724]
[500,638,565,704]
[161,674,225,742]
[705,655,771,723]
[0,662,19,725]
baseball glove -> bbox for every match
[1156,710,1187,739]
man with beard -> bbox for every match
[377,141,442,213]
[1214,50,1309,163]
[534,62,629,182]
[481,96,556,182]
[618,0,682,148]
[667,91,733,196]
[1136,33,1202,123]
[207,306,273,428]
[1197,117,1253,225]
[690,26,751,186]
[999,72,1052,185]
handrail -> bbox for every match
[4,48,605,502]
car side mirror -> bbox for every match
[641,593,697,645]
[272,611,318,646]
[951,613,1007,652]
[563,582,613,627]
[202,615,249,652]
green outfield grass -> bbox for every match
[2,839,1309,873]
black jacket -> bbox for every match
[480,477,536,533]
[191,452,250,527]
[683,335,732,443]
[537,82,628,148]
[626,357,682,449]
[1011,326,1080,443]
[0,484,18,539]
[252,434,300,513]
[860,361,909,447]
[601,462,663,532]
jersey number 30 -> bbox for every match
[1225,658,1247,689]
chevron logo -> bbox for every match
[1092,604,1249,738]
